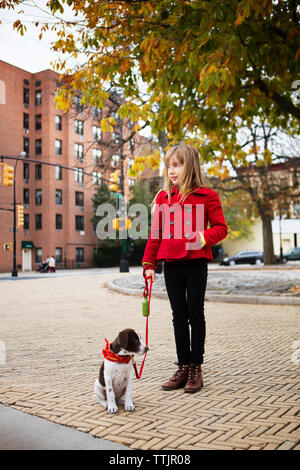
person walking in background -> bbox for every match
[49,255,56,273]
[142,143,228,393]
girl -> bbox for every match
[142,143,228,393]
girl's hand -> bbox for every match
[145,269,155,282]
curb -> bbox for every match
[107,280,300,306]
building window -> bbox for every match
[36,247,42,263]
[92,125,101,142]
[112,154,120,167]
[35,189,42,205]
[93,171,102,186]
[35,139,42,155]
[23,113,29,131]
[35,80,41,87]
[55,115,62,131]
[35,114,42,130]
[93,107,102,120]
[35,90,42,106]
[56,189,62,205]
[23,88,29,106]
[129,139,135,153]
[35,214,42,230]
[55,247,62,263]
[55,165,62,180]
[74,95,83,113]
[74,143,84,160]
[93,148,102,165]
[56,214,62,230]
[24,214,29,231]
[35,164,42,180]
[75,247,84,262]
[294,201,300,217]
[23,188,29,204]
[128,158,134,169]
[75,215,84,231]
[55,139,62,155]
[23,163,29,180]
[23,138,29,155]
[75,191,84,207]
[128,178,135,187]
[23,79,29,86]
[75,168,84,183]
[75,119,83,135]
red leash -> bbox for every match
[133,275,153,379]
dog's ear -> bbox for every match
[117,330,129,351]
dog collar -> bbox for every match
[102,338,133,364]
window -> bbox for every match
[128,158,134,169]
[55,115,62,131]
[55,165,62,180]
[75,119,83,135]
[293,201,300,217]
[23,79,29,85]
[55,247,62,263]
[74,143,83,160]
[93,148,102,165]
[75,247,84,262]
[35,90,42,105]
[92,171,102,186]
[129,138,135,153]
[55,139,62,155]
[93,107,102,120]
[128,178,135,187]
[92,125,101,141]
[35,80,41,87]
[75,215,84,231]
[23,163,29,180]
[56,214,62,230]
[74,95,83,113]
[35,139,42,155]
[75,168,84,183]
[24,113,29,131]
[23,138,29,155]
[23,88,29,106]
[24,214,29,231]
[23,189,29,204]
[35,164,42,180]
[35,189,42,205]
[36,248,42,263]
[112,154,120,167]
[35,114,42,130]
[35,214,42,230]
[75,191,84,207]
[56,189,62,205]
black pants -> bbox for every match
[164,258,208,365]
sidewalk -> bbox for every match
[0,272,299,450]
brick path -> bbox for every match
[0,273,299,450]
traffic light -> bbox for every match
[3,164,14,186]
[17,204,24,228]
[3,243,12,251]
[109,170,119,192]
[112,218,132,230]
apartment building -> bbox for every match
[0,60,158,273]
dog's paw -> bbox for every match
[107,403,118,414]
[125,402,135,412]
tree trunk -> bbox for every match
[260,212,277,265]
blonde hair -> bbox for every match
[152,143,205,205]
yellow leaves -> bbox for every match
[100,118,115,133]
[128,150,161,178]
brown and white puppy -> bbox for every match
[94,329,148,413]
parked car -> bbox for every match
[282,247,300,263]
[220,250,264,266]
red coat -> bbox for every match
[142,185,228,269]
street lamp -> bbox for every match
[12,151,26,277]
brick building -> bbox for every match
[0,60,159,273]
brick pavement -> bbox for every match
[0,273,299,450]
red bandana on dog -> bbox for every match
[102,338,133,364]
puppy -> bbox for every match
[94,329,148,413]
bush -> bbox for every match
[94,238,148,267]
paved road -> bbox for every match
[0,272,299,450]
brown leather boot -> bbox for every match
[161,364,190,390]
[184,363,203,393]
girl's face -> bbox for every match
[167,154,183,184]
